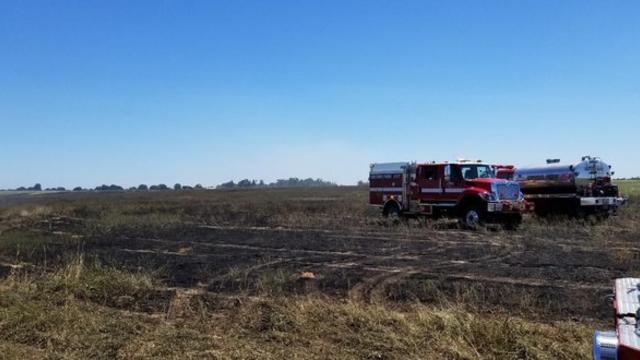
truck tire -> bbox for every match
[532,200,549,217]
[383,202,401,219]
[461,205,484,230]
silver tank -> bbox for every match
[514,156,614,194]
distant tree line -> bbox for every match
[3,178,345,192]
[216,178,337,189]
[93,183,205,192]
[1,183,205,192]
[95,184,124,191]
[12,183,43,191]
[616,177,640,180]
[45,187,67,191]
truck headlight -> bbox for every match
[479,192,498,202]
[593,330,618,360]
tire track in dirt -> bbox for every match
[342,242,521,304]
[116,227,613,310]
[124,229,609,283]
[119,229,523,292]
[348,267,417,303]
[342,244,518,304]
[120,236,437,262]
[120,235,520,280]
[346,264,610,303]
[198,225,493,246]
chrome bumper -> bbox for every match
[487,201,525,213]
[579,197,625,207]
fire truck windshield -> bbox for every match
[459,165,494,180]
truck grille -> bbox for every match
[496,182,520,201]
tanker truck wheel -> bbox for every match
[461,205,484,230]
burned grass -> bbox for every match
[0,187,637,358]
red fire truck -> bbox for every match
[369,160,525,229]
[593,278,640,360]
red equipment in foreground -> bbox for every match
[369,160,525,229]
[593,278,640,360]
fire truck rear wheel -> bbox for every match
[461,206,484,230]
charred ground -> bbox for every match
[0,185,638,359]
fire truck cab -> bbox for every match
[369,160,525,229]
[494,165,516,180]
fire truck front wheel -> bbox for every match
[461,205,484,230]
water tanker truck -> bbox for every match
[495,156,625,217]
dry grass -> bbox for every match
[618,179,640,196]
[0,257,591,359]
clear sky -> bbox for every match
[1,1,639,188]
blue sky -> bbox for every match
[1,1,638,188]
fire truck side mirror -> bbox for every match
[444,165,451,182]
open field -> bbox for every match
[618,179,640,196]
[0,187,638,359]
